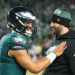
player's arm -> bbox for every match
[8,42,67,74]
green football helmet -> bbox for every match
[7,6,37,37]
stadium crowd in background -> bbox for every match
[0,0,75,60]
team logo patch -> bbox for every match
[12,37,26,44]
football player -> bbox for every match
[0,6,67,75]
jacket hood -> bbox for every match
[56,30,75,40]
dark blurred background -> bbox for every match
[0,0,75,60]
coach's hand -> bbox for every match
[54,41,67,57]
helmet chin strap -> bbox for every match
[11,29,32,38]
[24,29,32,37]
[12,30,16,33]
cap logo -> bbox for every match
[54,9,61,14]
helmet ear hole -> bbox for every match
[7,6,36,37]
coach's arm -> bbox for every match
[8,42,67,74]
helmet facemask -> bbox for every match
[7,6,37,37]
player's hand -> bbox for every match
[54,41,67,57]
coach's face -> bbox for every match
[50,22,62,35]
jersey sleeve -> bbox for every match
[9,35,28,50]
[11,46,26,50]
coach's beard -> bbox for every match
[53,28,61,37]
